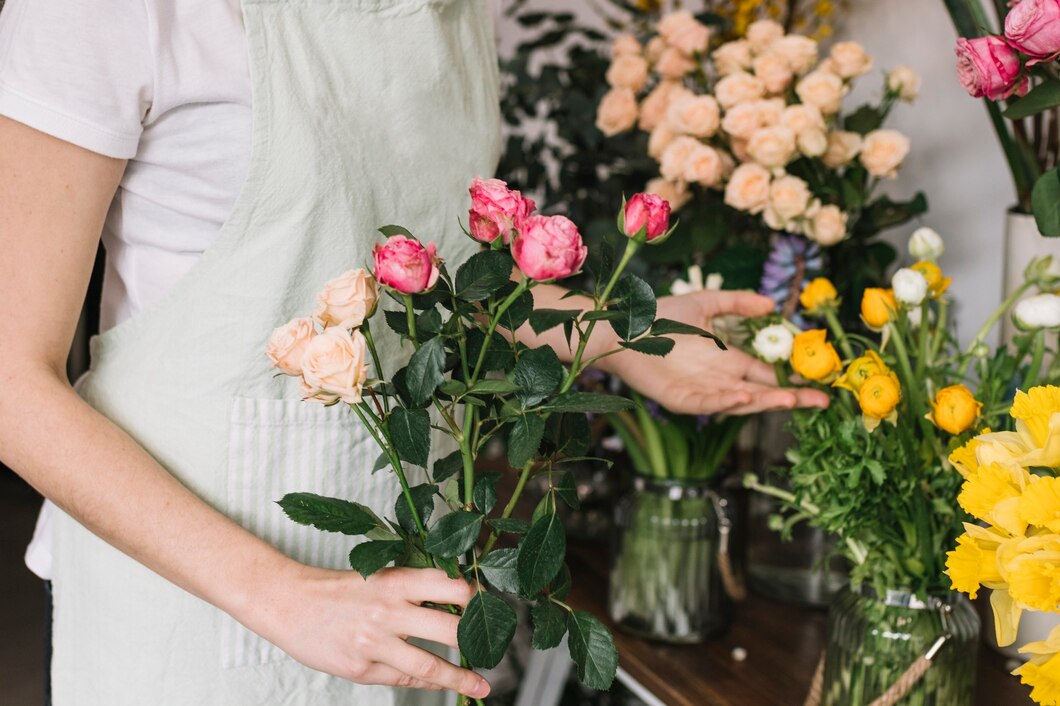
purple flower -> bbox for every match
[759,234,823,329]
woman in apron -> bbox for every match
[0,1,828,704]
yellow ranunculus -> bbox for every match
[1021,477,1060,533]
[832,350,888,394]
[858,373,901,431]
[799,277,839,315]
[861,287,896,330]
[929,384,982,435]
[790,329,843,383]
[946,531,1004,600]
[958,462,1029,536]
[1012,386,1060,448]
[1003,535,1060,612]
[910,260,952,298]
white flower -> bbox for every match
[906,306,923,329]
[1013,293,1060,330]
[670,265,724,295]
[892,268,929,307]
[908,227,944,262]
[753,324,795,363]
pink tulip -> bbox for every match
[372,235,440,294]
[468,177,536,244]
[511,215,588,282]
[623,193,672,242]
[1006,0,1060,60]
[955,36,1026,101]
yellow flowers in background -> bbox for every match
[930,384,981,435]
[858,373,901,431]
[860,287,895,330]
[791,328,842,382]
[799,276,838,314]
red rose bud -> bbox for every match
[512,215,588,282]
[372,235,440,294]
[468,177,536,245]
[623,192,672,243]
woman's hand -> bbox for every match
[600,289,830,415]
[251,564,491,698]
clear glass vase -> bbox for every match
[608,476,730,643]
[822,586,980,706]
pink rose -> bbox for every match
[955,36,1026,101]
[313,268,378,330]
[301,328,369,405]
[1006,0,1060,59]
[267,317,317,376]
[512,215,588,282]
[468,177,535,244]
[624,193,672,242]
[372,235,440,294]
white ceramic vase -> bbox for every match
[1002,210,1060,342]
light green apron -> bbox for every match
[49,1,501,703]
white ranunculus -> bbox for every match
[892,268,929,306]
[908,227,944,262]
[1013,293,1060,330]
[753,324,795,363]
[907,305,922,329]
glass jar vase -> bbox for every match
[821,586,980,706]
[608,476,731,643]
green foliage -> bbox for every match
[277,493,382,535]
[405,336,446,404]
[395,484,437,534]
[425,511,483,558]
[477,547,521,594]
[455,251,515,301]
[348,540,405,579]
[531,601,567,649]
[1032,167,1060,237]
[567,611,618,690]
[608,273,656,341]
[518,511,566,595]
[508,413,546,468]
[387,407,431,468]
[512,346,565,407]
[458,592,519,669]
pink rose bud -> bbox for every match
[372,235,441,294]
[468,177,536,244]
[1005,0,1060,60]
[955,36,1026,101]
[623,193,672,242]
[511,215,588,282]
[266,317,317,376]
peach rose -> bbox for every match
[606,54,650,92]
[756,98,785,126]
[772,35,819,74]
[887,65,921,102]
[713,40,753,76]
[859,129,910,178]
[747,125,797,169]
[805,204,849,246]
[658,10,711,55]
[313,269,378,331]
[655,47,698,79]
[768,175,813,222]
[795,70,846,115]
[721,102,763,140]
[753,52,794,94]
[822,130,862,168]
[829,41,873,79]
[666,95,721,138]
[797,128,828,158]
[730,138,750,162]
[660,135,703,181]
[645,177,692,211]
[639,81,680,131]
[684,144,726,187]
[724,163,772,214]
[746,19,784,53]
[596,87,639,137]
[645,36,667,64]
[715,71,766,109]
[267,317,317,376]
[612,33,642,58]
[648,124,677,160]
[301,328,369,405]
[780,104,825,136]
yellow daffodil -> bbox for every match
[790,329,843,383]
[858,373,901,432]
[1015,625,1060,706]
[957,462,1031,537]
[946,530,1004,600]
[975,430,1034,469]
[1022,477,1060,533]
[799,277,839,315]
[949,432,990,479]
[992,587,1025,648]
[1002,535,1060,612]
[832,350,889,394]
[861,288,896,331]
[910,260,952,298]
[928,384,982,435]
[1013,387,1060,447]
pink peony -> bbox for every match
[468,177,536,244]
[372,235,440,294]
[624,193,672,242]
[1005,0,1060,60]
[955,36,1026,101]
[511,215,588,282]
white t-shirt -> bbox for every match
[0,0,252,578]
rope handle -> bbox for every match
[708,491,747,602]
[802,635,949,706]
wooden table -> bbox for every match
[563,540,1032,706]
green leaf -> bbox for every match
[499,287,534,332]
[473,473,500,515]
[542,392,635,413]
[371,452,390,474]
[406,336,446,404]
[554,471,581,510]
[384,309,409,336]
[387,407,431,468]
[531,601,567,649]
[650,318,724,346]
[843,104,884,135]
[859,193,929,235]
[437,380,467,396]
[1033,168,1060,237]
[433,450,464,483]
[619,337,675,357]
[567,611,618,690]
[508,413,546,468]
[469,379,522,394]
[277,493,381,535]
[528,308,581,334]
[378,224,415,238]
[458,591,518,669]
[550,563,572,600]
[425,511,483,558]
[512,346,565,407]
[395,484,438,534]
[517,512,566,595]
[581,309,623,322]
[466,328,516,372]
[478,547,520,594]
[1005,81,1060,120]
[455,250,514,301]
[608,273,656,341]
[544,412,591,458]
[489,517,530,534]
[348,540,406,579]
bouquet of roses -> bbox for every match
[265,180,714,702]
